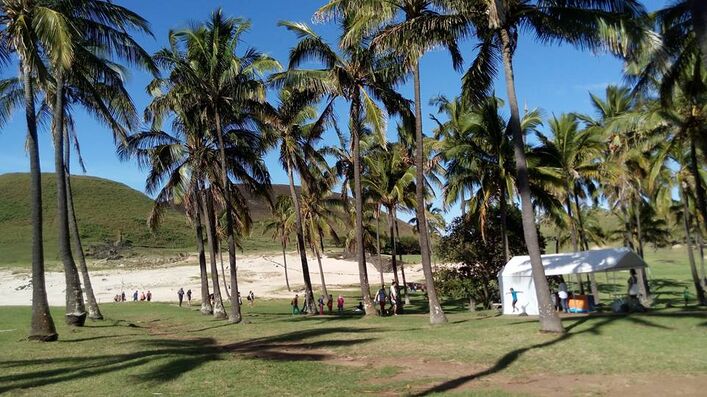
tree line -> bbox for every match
[0,0,704,341]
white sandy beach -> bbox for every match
[0,253,423,306]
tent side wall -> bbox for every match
[500,274,539,315]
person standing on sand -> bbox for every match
[177,288,185,307]
[147,290,152,302]
[337,295,345,313]
[291,294,300,315]
[186,289,192,306]
[133,290,138,301]
[121,291,126,302]
[140,291,146,301]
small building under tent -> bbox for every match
[498,248,647,315]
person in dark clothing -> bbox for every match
[177,288,185,307]
[186,289,192,306]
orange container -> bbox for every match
[568,295,589,312]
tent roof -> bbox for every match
[500,248,646,277]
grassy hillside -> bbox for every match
[0,173,413,266]
[0,173,195,266]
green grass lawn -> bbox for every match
[1,290,705,396]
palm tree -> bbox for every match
[364,141,416,307]
[47,0,155,326]
[150,10,278,323]
[118,103,220,316]
[434,95,547,263]
[533,113,603,252]
[1,0,79,340]
[317,0,465,325]
[678,172,707,305]
[262,87,335,313]
[274,21,409,316]
[452,0,651,333]
[263,195,295,291]
[63,123,103,320]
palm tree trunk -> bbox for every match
[387,208,401,287]
[313,243,328,298]
[23,60,58,342]
[351,93,376,316]
[500,28,562,332]
[286,158,317,314]
[393,207,410,305]
[693,214,706,287]
[376,204,384,287]
[689,140,707,236]
[413,62,446,324]
[194,191,212,315]
[219,243,230,300]
[64,131,102,320]
[679,180,707,305]
[213,111,241,323]
[634,199,645,259]
[565,194,585,294]
[573,188,589,251]
[633,197,651,297]
[282,242,291,291]
[203,188,227,319]
[566,194,585,294]
[460,186,466,218]
[500,183,510,262]
[51,70,86,326]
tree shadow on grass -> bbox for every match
[0,327,378,393]
[411,310,707,396]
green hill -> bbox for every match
[0,173,416,266]
[0,173,196,265]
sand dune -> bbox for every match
[1,253,423,306]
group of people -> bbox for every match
[376,281,401,316]
[291,293,345,315]
[113,290,152,303]
[177,288,192,307]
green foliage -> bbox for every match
[436,206,545,308]
[382,234,420,255]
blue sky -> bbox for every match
[0,0,668,223]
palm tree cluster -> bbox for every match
[2,0,705,341]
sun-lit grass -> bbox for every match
[1,268,705,396]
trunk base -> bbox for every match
[65,312,87,327]
[200,304,213,315]
[429,312,448,325]
[228,315,242,324]
[88,312,103,321]
[28,332,59,342]
[213,306,227,320]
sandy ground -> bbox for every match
[0,253,423,306]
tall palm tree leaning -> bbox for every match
[153,9,279,323]
[274,21,410,316]
[47,0,156,326]
[451,0,654,332]
[0,0,78,340]
[315,0,462,324]
[261,87,335,313]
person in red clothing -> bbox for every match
[327,294,333,313]
[337,295,345,313]
[318,295,325,315]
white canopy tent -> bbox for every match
[498,248,647,315]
